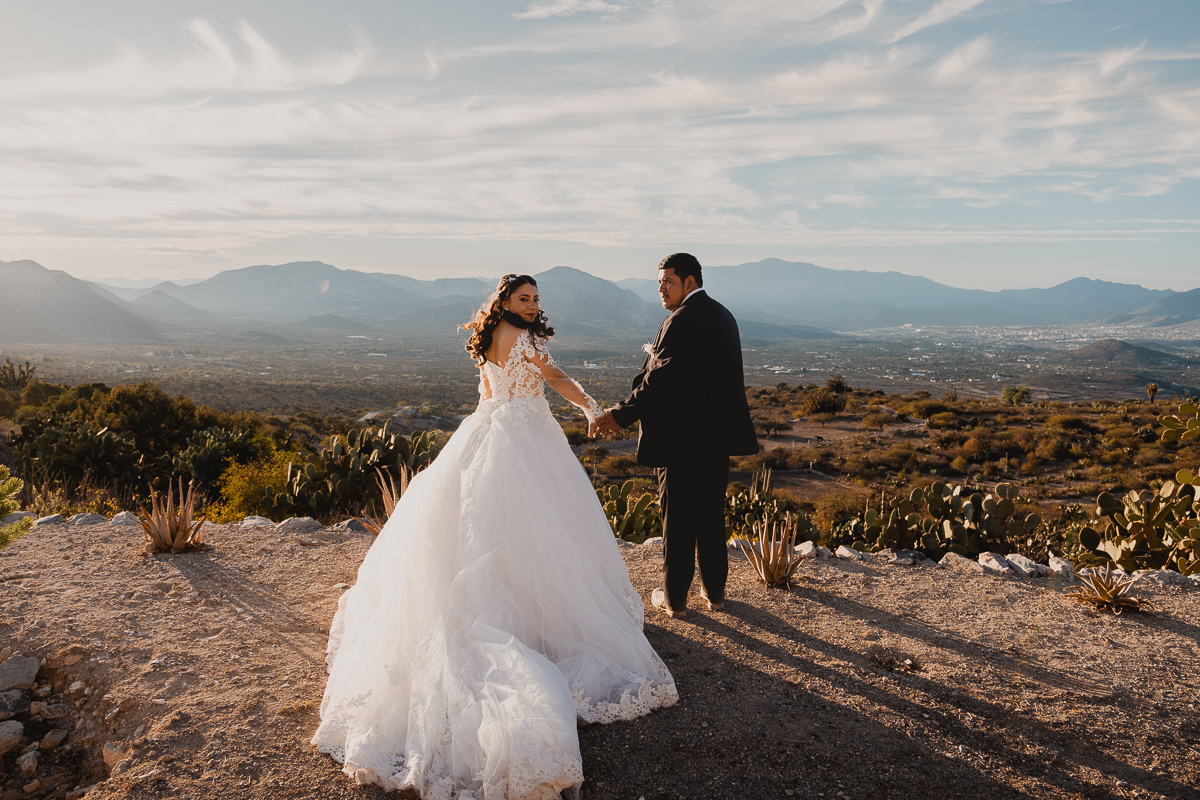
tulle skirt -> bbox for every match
[312,397,677,799]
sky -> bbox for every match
[1,0,1197,290]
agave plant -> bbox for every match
[1063,564,1146,615]
[738,512,811,587]
[357,467,409,536]
[139,478,207,552]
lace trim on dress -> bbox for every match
[571,677,680,725]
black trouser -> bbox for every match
[656,455,729,610]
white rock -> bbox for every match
[642,537,663,547]
[0,719,23,755]
[17,749,38,774]
[0,511,34,526]
[102,740,129,769]
[334,518,368,533]
[796,541,832,558]
[34,514,64,526]
[1048,556,1075,576]
[275,517,324,534]
[0,656,40,692]
[835,545,866,561]
[68,681,85,694]
[241,516,275,527]
[939,552,985,573]
[1005,553,1048,578]
[1134,569,1192,588]
[615,539,634,550]
[977,552,1013,574]
[68,513,108,526]
[108,511,140,527]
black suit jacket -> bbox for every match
[610,290,758,467]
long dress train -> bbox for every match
[312,329,678,799]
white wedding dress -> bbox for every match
[312,330,678,799]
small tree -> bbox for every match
[1001,386,1031,406]
[860,412,893,432]
[1146,383,1158,403]
[825,375,848,394]
[756,419,790,438]
[797,386,848,416]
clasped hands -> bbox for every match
[589,410,623,438]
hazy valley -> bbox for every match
[1,257,1198,417]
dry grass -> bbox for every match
[357,467,409,537]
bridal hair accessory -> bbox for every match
[641,343,654,355]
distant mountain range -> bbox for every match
[1,257,1197,345]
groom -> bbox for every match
[591,253,757,618]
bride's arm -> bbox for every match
[528,339,602,423]
[478,367,493,401]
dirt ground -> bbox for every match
[1,521,1198,800]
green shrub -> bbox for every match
[0,389,16,420]
[905,400,950,420]
[1045,415,1096,434]
[1002,386,1031,406]
[0,464,22,519]
[927,411,961,430]
[1035,438,1070,461]
[796,387,847,416]
[208,449,298,524]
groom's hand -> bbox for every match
[591,411,622,437]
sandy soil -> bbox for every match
[1,521,1198,800]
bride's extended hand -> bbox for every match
[591,411,621,437]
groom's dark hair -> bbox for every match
[659,253,702,287]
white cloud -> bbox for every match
[818,0,887,43]
[0,19,367,100]
[889,0,988,43]
[935,34,991,78]
[0,4,1196,278]
[513,0,625,21]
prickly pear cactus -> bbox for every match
[1077,474,1200,574]
[17,421,140,490]
[596,480,662,544]
[1158,401,1200,442]
[848,481,1041,560]
[286,421,445,517]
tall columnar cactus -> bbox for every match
[1077,474,1200,574]
[596,480,662,544]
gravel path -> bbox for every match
[1,521,1197,800]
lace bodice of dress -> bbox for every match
[481,330,550,404]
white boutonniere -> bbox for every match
[641,342,654,356]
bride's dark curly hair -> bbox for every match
[462,274,555,365]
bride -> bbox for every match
[312,274,678,799]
